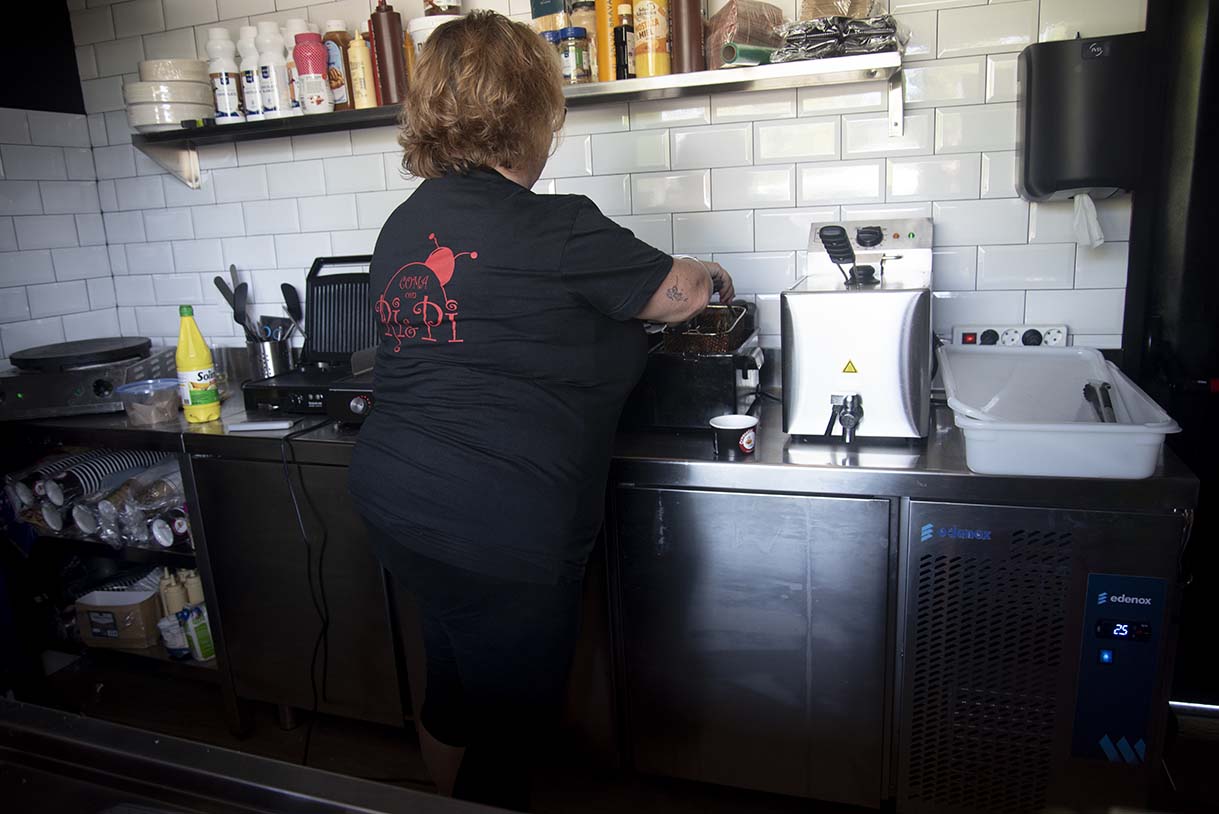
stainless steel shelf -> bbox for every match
[134,51,903,188]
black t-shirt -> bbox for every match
[350,167,672,584]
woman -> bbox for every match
[350,11,733,810]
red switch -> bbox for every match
[962,332,978,345]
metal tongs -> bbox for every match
[1083,380,1118,422]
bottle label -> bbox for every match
[241,69,261,110]
[626,31,637,74]
[210,71,243,118]
[323,40,349,105]
[287,61,301,108]
[259,64,287,112]
[179,368,219,407]
[634,2,668,54]
[298,73,334,113]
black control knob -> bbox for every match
[349,396,370,416]
[93,379,113,398]
[980,329,999,345]
[855,226,883,248]
[1022,329,1043,346]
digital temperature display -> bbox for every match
[1095,618,1152,641]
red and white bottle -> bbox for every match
[293,32,334,114]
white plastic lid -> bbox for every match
[256,21,280,34]
[239,25,257,40]
[325,19,347,31]
[285,18,309,33]
[207,27,230,40]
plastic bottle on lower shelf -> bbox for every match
[237,25,263,122]
[206,28,245,124]
[256,22,292,119]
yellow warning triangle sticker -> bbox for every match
[843,360,859,374]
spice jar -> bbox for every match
[558,27,592,85]
[541,29,561,55]
[570,1,598,82]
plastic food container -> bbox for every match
[123,80,212,105]
[116,379,180,426]
[938,345,1180,480]
[138,58,209,83]
[127,102,214,132]
[408,15,462,55]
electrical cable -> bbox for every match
[278,418,333,768]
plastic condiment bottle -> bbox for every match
[237,25,263,122]
[255,22,292,118]
[322,20,353,110]
[370,0,408,105]
[632,0,670,77]
[206,29,245,124]
[293,32,334,114]
[284,18,309,115]
[183,570,205,605]
[347,32,377,109]
[176,305,220,423]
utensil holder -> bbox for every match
[247,340,291,381]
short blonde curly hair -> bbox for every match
[399,12,566,179]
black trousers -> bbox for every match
[371,531,584,811]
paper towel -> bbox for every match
[1073,194,1105,248]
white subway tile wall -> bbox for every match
[0,0,1150,356]
[0,107,115,361]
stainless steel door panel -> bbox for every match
[614,487,891,806]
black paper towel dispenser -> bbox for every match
[1016,32,1146,201]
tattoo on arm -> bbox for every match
[665,284,688,302]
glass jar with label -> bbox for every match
[541,29,561,55]
[558,26,592,85]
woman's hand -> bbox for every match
[705,262,735,304]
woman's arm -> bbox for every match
[636,258,734,323]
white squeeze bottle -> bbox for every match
[206,28,244,124]
[176,305,220,424]
[284,18,309,116]
[237,25,263,122]
[256,22,291,119]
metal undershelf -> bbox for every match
[133,51,904,189]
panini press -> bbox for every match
[243,256,378,414]
[0,337,176,421]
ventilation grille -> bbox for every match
[905,529,1073,813]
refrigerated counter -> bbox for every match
[3,396,1197,814]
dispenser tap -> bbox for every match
[838,394,864,444]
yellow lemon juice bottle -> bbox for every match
[176,305,221,423]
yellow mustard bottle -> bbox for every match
[176,305,220,423]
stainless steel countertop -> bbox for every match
[613,397,1198,513]
[11,391,1198,513]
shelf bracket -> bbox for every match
[888,68,905,138]
[139,141,201,189]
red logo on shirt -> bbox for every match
[376,233,478,351]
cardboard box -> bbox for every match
[75,590,161,650]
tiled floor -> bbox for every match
[38,654,1219,814]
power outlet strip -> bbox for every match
[952,324,1069,347]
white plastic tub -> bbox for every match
[938,345,1180,479]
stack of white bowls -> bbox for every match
[126,60,214,133]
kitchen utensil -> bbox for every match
[213,276,235,310]
[281,282,304,337]
[660,304,750,354]
[1099,382,1118,423]
[233,283,257,340]
[1083,382,1107,422]
[229,264,240,292]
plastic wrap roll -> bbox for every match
[721,41,775,66]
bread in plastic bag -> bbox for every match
[706,0,786,70]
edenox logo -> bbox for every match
[1097,591,1153,606]
[920,522,992,542]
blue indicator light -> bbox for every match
[1099,649,1114,665]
